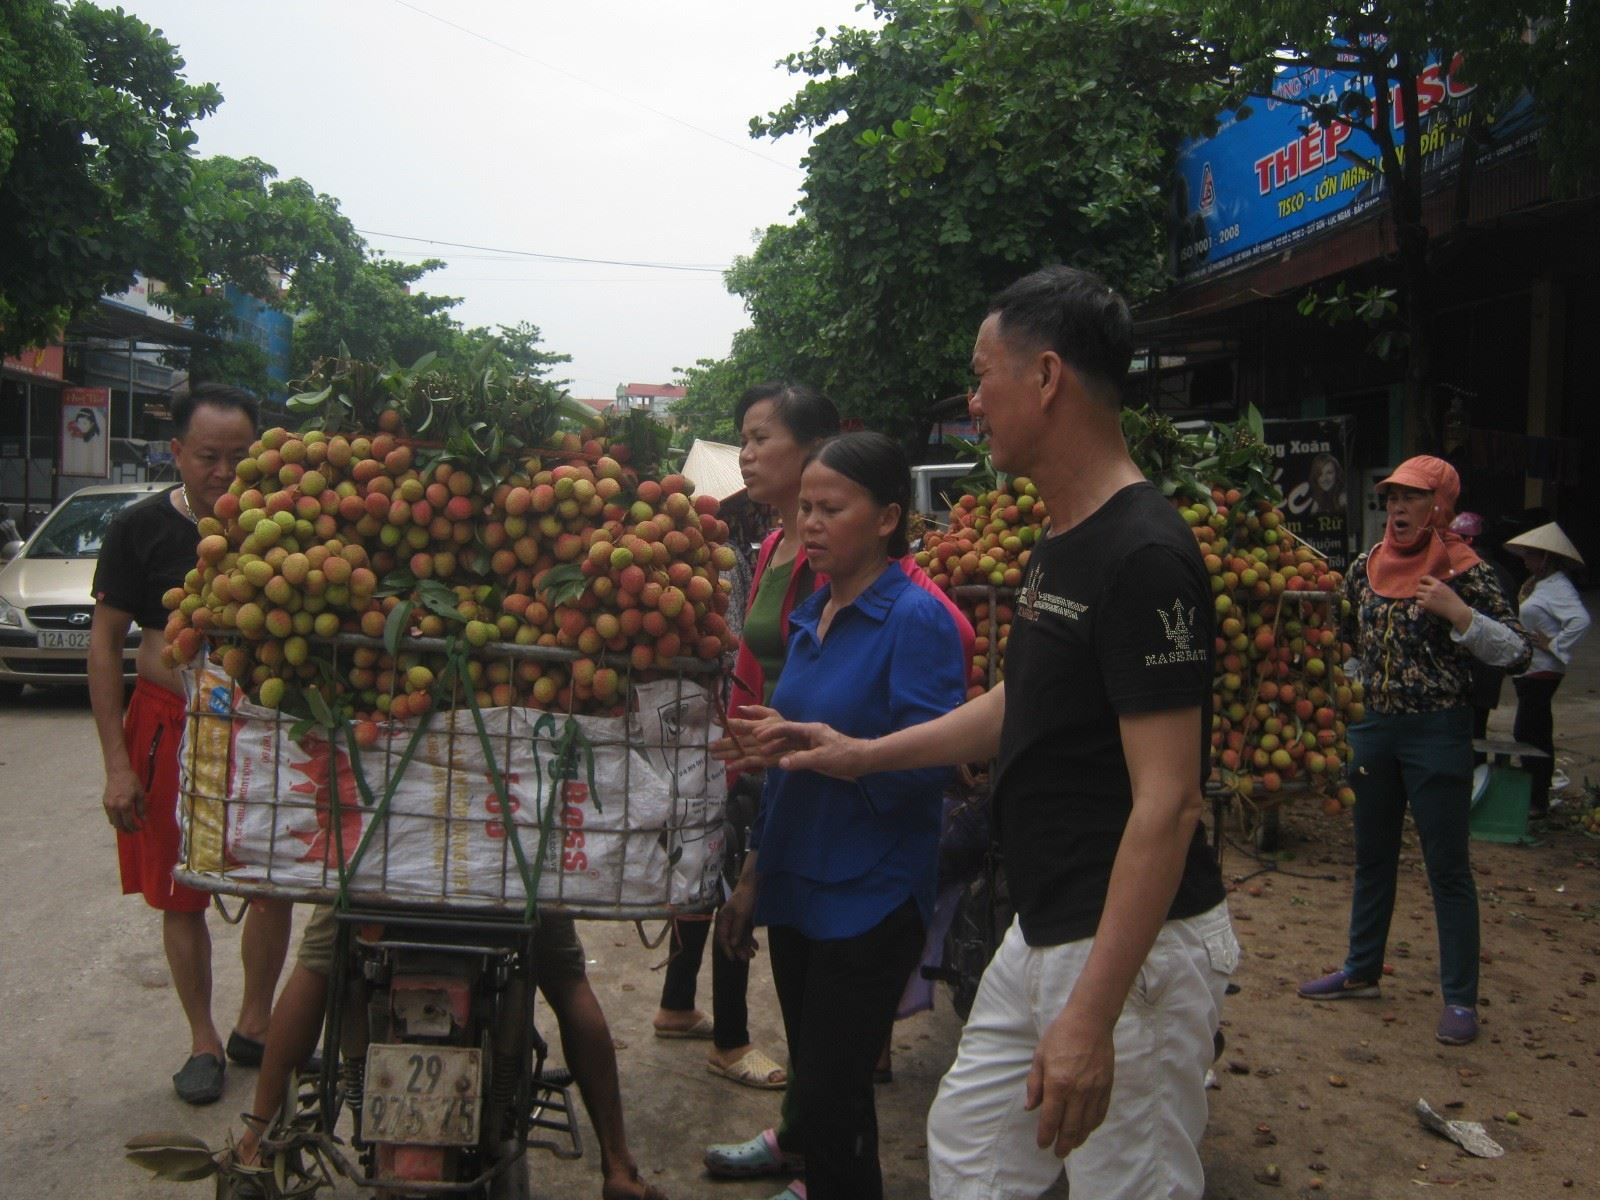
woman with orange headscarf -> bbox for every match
[1298,456,1532,1047]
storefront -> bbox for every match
[1,282,212,533]
[1133,58,1596,565]
[0,345,67,533]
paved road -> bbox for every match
[0,686,968,1199]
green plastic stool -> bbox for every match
[1469,739,1546,845]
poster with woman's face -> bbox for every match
[1264,416,1354,570]
[60,387,111,478]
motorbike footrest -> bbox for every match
[529,1079,584,1162]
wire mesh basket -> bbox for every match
[173,632,728,920]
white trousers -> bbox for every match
[927,902,1239,1200]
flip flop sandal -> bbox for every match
[212,1146,270,1200]
[706,1047,787,1090]
[765,1183,807,1200]
[652,1014,715,1040]
[174,1053,226,1105]
[704,1127,804,1178]
[226,1031,265,1067]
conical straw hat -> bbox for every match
[1505,522,1584,567]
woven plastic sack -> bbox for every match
[178,664,726,914]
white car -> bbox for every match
[0,482,172,697]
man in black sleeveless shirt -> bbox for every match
[765,268,1237,1199]
[89,385,290,1105]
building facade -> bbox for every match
[1135,58,1595,564]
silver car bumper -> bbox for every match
[0,626,140,687]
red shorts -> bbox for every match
[117,678,209,913]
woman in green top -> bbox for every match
[653,383,840,1093]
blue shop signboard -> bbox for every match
[1171,54,1539,282]
[225,285,295,397]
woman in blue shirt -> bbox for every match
[716,432,966,1200]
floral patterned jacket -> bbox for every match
[1341,553,1533,715]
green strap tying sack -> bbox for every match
[329,703,436,910]
[456,645,546,922]
[527,709,601,918]
[319,638,601,921]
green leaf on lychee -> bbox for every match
[384,599,415,656]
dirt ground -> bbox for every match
[1198,800,1600,1200]
[4,599,1597,1199]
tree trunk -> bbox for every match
[1372,50,1433,453]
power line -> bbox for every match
[388,0,800,176]
[414,276,713,284]
[355,227,730,273]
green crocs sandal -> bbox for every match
[704,1128,804,1178]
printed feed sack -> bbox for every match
[177,668,727,914]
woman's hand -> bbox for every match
[715,881,760,961]
[712,705,810,773]
[1530,629,1552,651]
[1415,575,1473,633]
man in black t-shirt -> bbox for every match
[89,385,290,1105]
[761,268,1237,1200]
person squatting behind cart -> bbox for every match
[89,384,292,1105]
[215,906,669,1200]
[1503,522,1590,816]
[713,431,966,1200]
[745,267,1239,1200]
[1298,456,1534,1046]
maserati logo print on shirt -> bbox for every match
[1147,599,1207,667]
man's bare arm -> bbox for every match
[89,604,142,832]
[766,681,1006,779]
[1025,705,1209,1156]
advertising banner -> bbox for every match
[1172,55,1539,282]
[3,345,65,381]
[61,387,112,478]
[1264,416,1354,570]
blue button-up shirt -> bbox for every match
[750,562,965,940]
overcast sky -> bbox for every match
[116,0,876,398]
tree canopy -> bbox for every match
[675,0,1232,444]
[155,155,364,391]
[1,3,569,394]
[0,0,219,355]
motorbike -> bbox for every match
[255,905,582,1200]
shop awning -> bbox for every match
[64,299,215,349]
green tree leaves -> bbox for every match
[683,0,1232,445]
[0,1,220,354]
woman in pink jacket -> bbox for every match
[654,384,971,1101]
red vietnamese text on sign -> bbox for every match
[3,345,66,381]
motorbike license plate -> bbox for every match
[363,1044,482,1146]
[38,630,90,650]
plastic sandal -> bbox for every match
[652,1013,715,1040]
[704,1128,804,1178]
[706,1046,787,1090]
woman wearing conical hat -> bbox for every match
[1505,523,1591,817]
